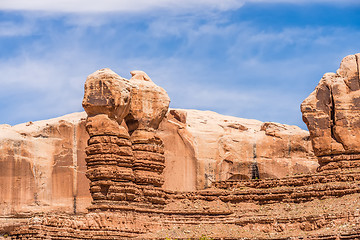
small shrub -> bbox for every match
[199,235,214,240]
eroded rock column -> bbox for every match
[301,53,360,171]
[126,71,170,207]
[82,69,137,210]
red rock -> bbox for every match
[125,70,170,133]
[82,68,131,123]
[160,109,317,190]
[8,65,359,239]
[0,109,317,216]
[0,113,90,216]
[301,53,360,171]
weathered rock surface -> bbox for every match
[161,109,317,191]
[0,109,317,218]
[82,69,138,210]
[126,71,170,206]
[82,68,131,122]
[125,70,170,133]
[0,113,90,218]
[301,53,360,171]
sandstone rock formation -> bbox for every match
[126,70,170,207]
[161,109,317,191]
[0,109,316,223]
[82,68,131,122]
[0,113,90,218]
[82,69,137,211]
[301,53,360,171]
[6,57,360,239]
[0,113,90,237]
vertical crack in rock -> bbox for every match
[250,162,259,180]
[32,160,40,206]
[72,124,78,214]
[253,142,257,159]
[329,88,346,151]
[329,88,337,143]
[250,142,259,179]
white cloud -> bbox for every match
[250,0,358,2]
[0,6,359,128]
[0,0,357,13]
[0,47,101,124]
[0,0,244,13]
[0,20,35,37]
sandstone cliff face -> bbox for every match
[0,113,90,217]
[160,109,317,191]
[301,53,360,171]
[0,109,316,216]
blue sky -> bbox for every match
[0,0,359,129]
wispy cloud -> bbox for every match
[0,21,34,36]
[0,3,359,129]
[0,0,244,13]
[249,0,359,3]
[0,0,358,14]
[0,53,89,124]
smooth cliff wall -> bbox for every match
[0,112,90,217]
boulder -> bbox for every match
[125,70,170,133]
[82,68,131,123]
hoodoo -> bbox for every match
[125,70,170,207]
[82,68,136,210]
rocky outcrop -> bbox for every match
[81,69,171,211]
[82,69,137,211]
[0,113,90,218]
[161,109,317,191]
[126,70,170,207]
[301,53,360,171]
[0,109,316,222]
